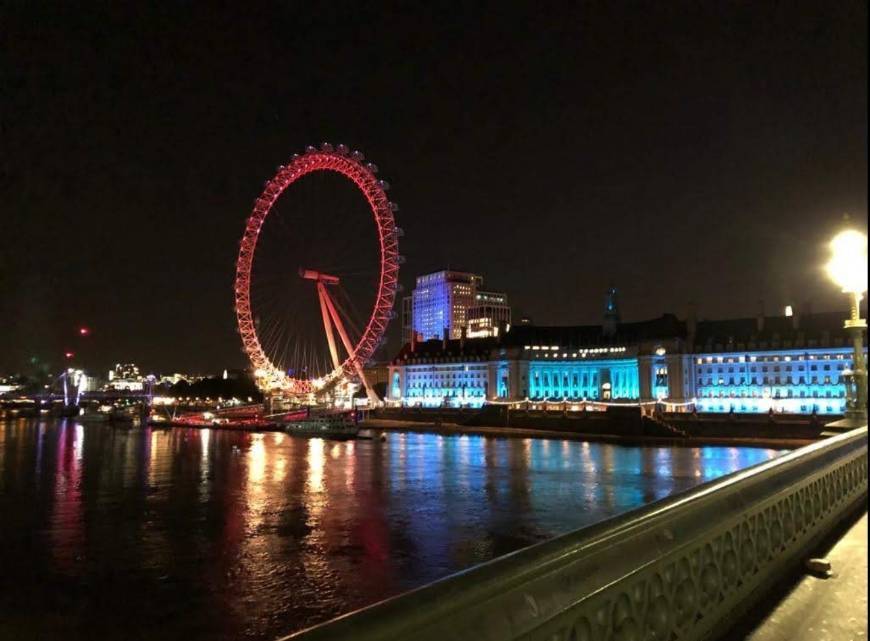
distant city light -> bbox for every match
[79,327,90,336]
[784,305,793,317]
[64,351,74,359]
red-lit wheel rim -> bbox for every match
[234,148,399,394]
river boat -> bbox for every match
[76,410,110,423]
[109,405,146,426]
[279,412,359,440]
[148,413,276,431]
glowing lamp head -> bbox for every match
[79,327,90,336]
[826,229,868,294]
[65,351,75,359]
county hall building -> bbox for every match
[387,293,866,416]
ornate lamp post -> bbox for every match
[825,229,868,428]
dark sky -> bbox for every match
[2,2,867,375]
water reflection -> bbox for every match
[0,419,784,641]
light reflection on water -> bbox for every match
[0,419,784,641]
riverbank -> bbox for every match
[361,418,813,449]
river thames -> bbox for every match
[0,419,783,641]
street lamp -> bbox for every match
[825,229,868,427]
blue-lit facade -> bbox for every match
[411,270,481,340]
[686,309,866,415]
[692,348,859,414]
[527,353,639,400]
[390,313,686,408]
[388,308,865,416]
[400,361,490,408]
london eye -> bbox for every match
[233,143,401,401]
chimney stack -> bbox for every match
[410,331,418,353]
[756,300,765,333]
[442,326,449,351]
[791,304,800,330]
[460,325,467,350]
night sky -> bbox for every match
[2,2,867,375]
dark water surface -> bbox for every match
[0,419,782,640]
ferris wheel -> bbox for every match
[233,143,401,399]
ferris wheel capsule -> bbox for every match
[305,145,317,154]
[365,162,379,174]
[389,201,399,211]
[320,142,333,152]
[395,226,404,237]
[336,144,349,155]
[377,179,390,191]
[351,150,365,162]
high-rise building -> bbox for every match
[410,270,509,341]
[467,290,512,338]
[411,270,479,340]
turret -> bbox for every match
[603,286,621,337]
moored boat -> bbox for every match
[279,412,359,440]
[109,405,147,426]
[76,410,110,423]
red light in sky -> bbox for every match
[65,352,75,359]
[79,327,90,336]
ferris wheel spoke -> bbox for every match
[329,293,363,344]
[267,327,287,370]
[335,285,367,331]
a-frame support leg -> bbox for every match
[320,287,381,405]
[317,281,342,372]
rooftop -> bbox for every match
[394,311,861,363]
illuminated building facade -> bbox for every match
[389,314,685,408]
[388,304,866,415]
[158,373,199,386]
[106,363,143,391]
[692,349,854,414]
[467,290,512,338]
[0,376,23,394]
[411,270,494,340]
[688,311,865,414]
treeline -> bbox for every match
[165,375,263,401]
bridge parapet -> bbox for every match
[283,427,868,641]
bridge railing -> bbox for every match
[282,427,868,641]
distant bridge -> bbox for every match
[1,390,155,404]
